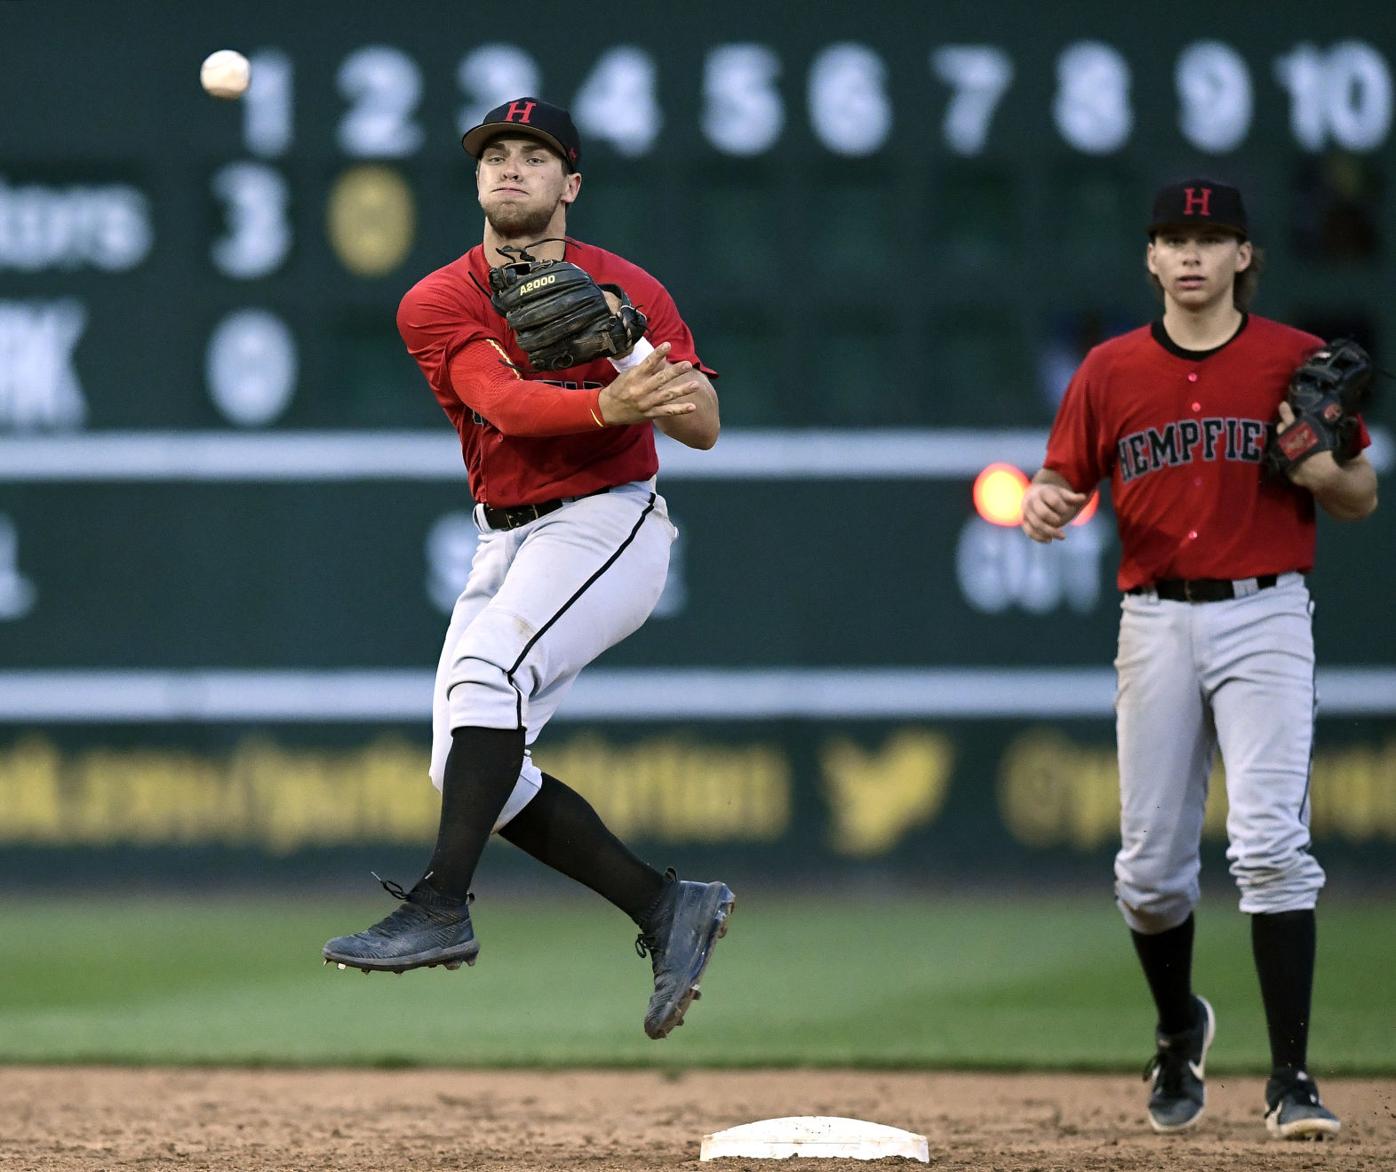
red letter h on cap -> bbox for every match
[1183,186,1212,216]
[505,100,536,124]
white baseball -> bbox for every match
[201,50,251,100]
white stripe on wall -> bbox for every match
[0,429,1052,481]
[0,667,1390,722]
[0,427,1389,483]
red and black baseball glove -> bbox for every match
[1263,337,1374,477]
[487,243,647,372]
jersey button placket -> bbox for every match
[1191,373,1202,491]
[1188,372,1202,491]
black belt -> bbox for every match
[1128,574,1280,603]
[481,487,610,531]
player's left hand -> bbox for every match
[602,290,640,358]
[489,256,648,371]
[1275,401,1341,490]
[1262,337,1373,481]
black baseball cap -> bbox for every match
[1148,178,1248,239]
[462,97,581,171]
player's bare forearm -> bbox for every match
[1292,451,1379,521]
[1021,469,1088,543]
[654,371,719,450]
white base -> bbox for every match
[700,1115,929,1162]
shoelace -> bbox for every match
[369,870,474,906]
[1142,1048,1188,1095]
[634,868,680,959]
[371,871,414,900]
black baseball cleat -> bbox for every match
[322,873,479,974]
[1264,1069,1341,1140]
[1143,995,1216,1133]
[635,868,735,1039]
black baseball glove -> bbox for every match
[487,247,647,372]
[1263,337,1374,477]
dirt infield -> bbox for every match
[4,1067,1394,1171]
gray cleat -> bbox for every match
[322,873,479,974]
[635,868,735,1039]
[1265,1070,1341,1140]
[1143,995,1216,1133]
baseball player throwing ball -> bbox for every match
[1023,179,1378,1138]
[322,98,735,1041]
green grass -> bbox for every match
[1,890,1391,1073]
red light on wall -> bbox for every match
[973,463,1029,527]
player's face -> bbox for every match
[476,137,581,238]
[1146,228,1253,311]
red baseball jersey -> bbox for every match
[1044,314,1369,591]
[398,238,715,506]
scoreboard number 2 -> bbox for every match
[337,45,425,158]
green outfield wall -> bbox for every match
[3,718,1393,884]
[1,1,1392,887]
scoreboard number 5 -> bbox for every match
[703,45,784,156]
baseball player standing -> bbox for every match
[322,98,735,1041]
[1023,179,1378,1138]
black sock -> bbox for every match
[1131,914,1196,1035]
[1252,908,1316,1074]
[499,772,665,923]
[423,726,526,900]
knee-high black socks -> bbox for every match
[1131,914,1196,1035]
[500,772,665,923]
[1252,908,1316,1074]
[423,726,526,899]
[1131,908,1318,1072]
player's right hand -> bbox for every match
[598,341,700,426]
[1021,482,1088,543]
